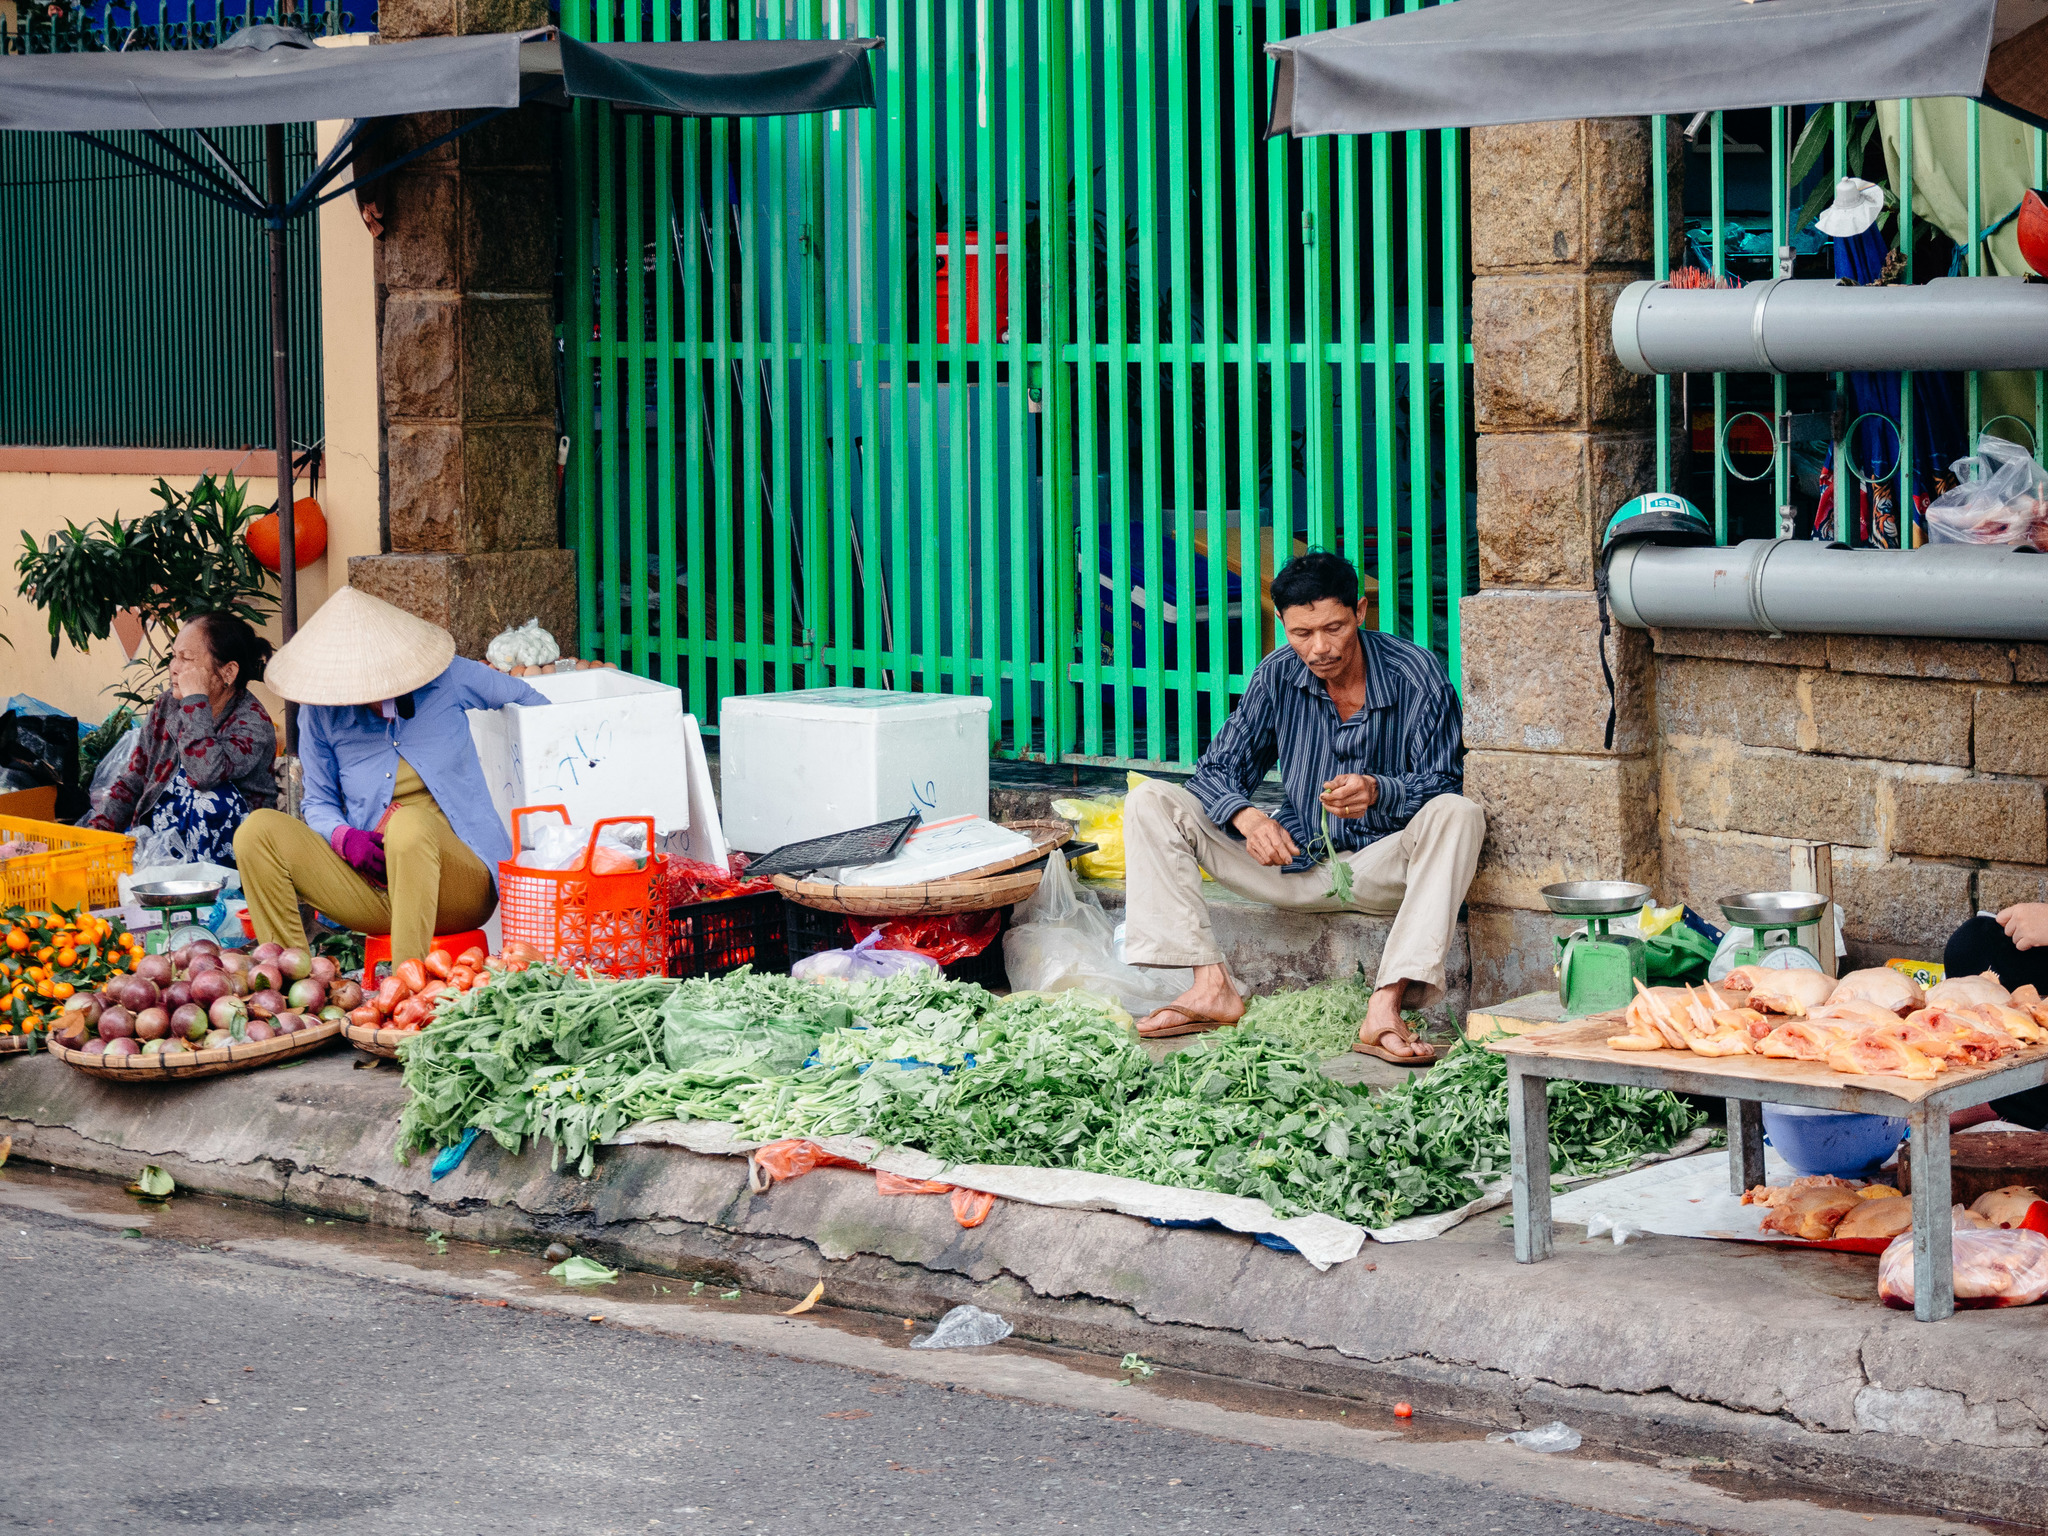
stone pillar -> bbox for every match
[347,0,576,658]
[1458,120,1672,1005]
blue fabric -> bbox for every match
[140,769,248,867]
[1184,628,1464,874]
[298,658,548,882]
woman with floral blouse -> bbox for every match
[86,614,277,867]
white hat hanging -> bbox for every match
[1814,176,1885,239]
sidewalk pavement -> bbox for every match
[3,1052,2043,1526]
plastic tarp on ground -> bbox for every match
[610,1119,1719,1269]
[1266,0,2048,139]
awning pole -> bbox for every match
[266,122,299,752]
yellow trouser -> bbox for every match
[233,760,495,965]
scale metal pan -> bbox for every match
[1541,880,1652,916]
[1719,890,1828,930]
[129,878,225,910]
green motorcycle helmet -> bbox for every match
[1601,492,1712,554]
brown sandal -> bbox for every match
[1352,1023,1440,1066]
[1136,1006,1239,1040]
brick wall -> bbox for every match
[1652,629,2048,968]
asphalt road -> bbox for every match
[3,1205,1685,1536]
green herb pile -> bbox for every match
[1236,972,1446,1059]
[396,966,1702,1226]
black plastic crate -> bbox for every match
[669,890,790,979]
[782,899,1007,989]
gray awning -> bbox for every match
[1267,0,2048,139]
[0,24,879,131]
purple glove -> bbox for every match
[330,826,387,883]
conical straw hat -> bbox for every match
[264,586,457,706]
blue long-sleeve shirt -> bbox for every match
[300,657,548,881]
[1185,629,1465,873]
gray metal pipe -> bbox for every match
[1612,275,2048,376]
[1606,539,2048,640]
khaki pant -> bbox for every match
[234,780,495,966]
[1121,779,1485,1007]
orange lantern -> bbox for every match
[246,496,329,572]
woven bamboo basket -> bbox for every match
[46,1018,343,1081]
[340,1020,417,1059]
[0,1032,40,1056]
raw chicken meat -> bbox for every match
[1970,1185,2048,1230]
[1741,1174,1858,1207]
[1760,1184,1863,1239]
[1809,998,1914,1030]
[1925,972,2011,1009]
[1826,1032,1939,1080]
[1915,1006,2021,1061]
[1879,1227,2048,1308]
[1835,1194,1913,1241]
[1722,966,1836,1015]
[1826,967,1924,1016]
[1863,1015,1964,1061]
[1755,1019,1857,1061]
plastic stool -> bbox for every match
[361,928,491,981]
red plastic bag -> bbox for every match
[664,853,775,908]
[875,1171,955,1196]
[1878,1227,2048,1309]
[848,910,1002,965]
[750,1139,867,1187]
[951,1188,997,1228]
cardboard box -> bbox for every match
[718,687,992,853]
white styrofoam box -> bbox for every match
[467,669,694,839]
[718,687,992,853]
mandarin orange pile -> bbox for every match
[1,906,140,1036]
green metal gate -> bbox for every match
[562,0,1473,768]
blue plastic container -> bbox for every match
[1761,1104,1908,1177]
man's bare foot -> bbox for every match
[1136,963,1245,1039]
[1352,980,1438,1065]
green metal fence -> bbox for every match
[0,5,342,452]
[561,0,1474,769]
[1648,100,2047,547]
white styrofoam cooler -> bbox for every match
[467,670,693,838]
[718,687,991,853]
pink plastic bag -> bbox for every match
[1877,1226,2048,1309]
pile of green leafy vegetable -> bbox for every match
[396,966,1702,1225]
[1236,971,1446,1059]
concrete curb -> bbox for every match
[4,1051,2045,1524]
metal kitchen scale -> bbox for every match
[1718,890,1829,972]
[1544,881,1652,1019]
[129,877,224,956]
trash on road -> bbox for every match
[1487,1421,1582,1453]
[909,1304,1012,1349]
[547,1254,619,1285]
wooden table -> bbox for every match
[1488,1012,2048,1321]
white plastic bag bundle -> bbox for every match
[87,724,142,815]
[1001,852,1194,1018]
[524,819,648,872]
[791,929,940,982]
[909,1304,1012,1349]
[1926,434,2048,549]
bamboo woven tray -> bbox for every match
[340,1020,417,1059]
[46,1019,343,1081]
[772,820,1069,916]
[0,1032,40,1056]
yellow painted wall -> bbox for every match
[1,51,379,734]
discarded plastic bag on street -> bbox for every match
[792,929,941,982]
[749,1138,868,1191]
[909,1303,1013,1349]
[875,1170,955,1196]
[1877,1227,2048,1309]
[1002,852,1193,1018]
[1586,1213,1643,1246]
[951,1188,997,1228]
[1486,1421,1582,1453]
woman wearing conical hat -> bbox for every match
[234,589,548,966]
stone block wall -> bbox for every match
[1652,630,2048,968]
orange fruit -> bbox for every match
[56,948,76,968]
[5,931,26,952]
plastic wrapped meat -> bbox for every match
[1878,1227,2048,1309]
[1826,967,1925,1016]
[1970,1185,2048,1230]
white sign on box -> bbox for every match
[719,687,991,854]
[468,669,706,839]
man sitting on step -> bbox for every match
[1122,552,1484,1064]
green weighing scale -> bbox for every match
[1717,890,1828,972]
[1544,880,1652,1019]
[129,878,225,957]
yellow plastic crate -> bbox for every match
[0,814,134,913]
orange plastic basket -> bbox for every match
[0,814,134,913]
[498,805,668,979]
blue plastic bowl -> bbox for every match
[1761,1104,1908,1177]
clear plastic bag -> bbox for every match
[1001,852,1195,1017]
[1926,434,2048,549]
[87,724,142,815]
[1877,1226,2048,1309]
[1485,1421,1582,1453]
[1049,791,1129,881]
[909,1303,1012,1349]
[790,928,941,982]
